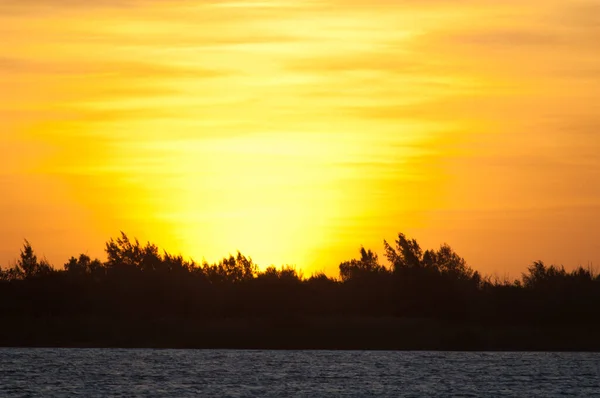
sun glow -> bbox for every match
[2,0,600,275]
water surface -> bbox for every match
[1,349,599,397]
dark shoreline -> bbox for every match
[2,315,600,352]
[4,234,600,353]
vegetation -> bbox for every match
[1,232,600,350]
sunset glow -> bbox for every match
[2,0,600,276]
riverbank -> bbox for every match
[2,315,599,351]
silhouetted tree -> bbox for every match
[64,254,104,278]
[384,233,423,270]
[2,230,600,351]
[339,247,388,282]
[0,267,14,281]
[105,232,147,269]
[258,265,303,282]
[203,252,257,284]
[162,253,195,274]
[15,240,52,279]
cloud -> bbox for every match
[445,30,560,48]
[561,1,600,28]
[0,56,229,79]
[318,0,486,10]
[0,0,156,13]
[286,51,434,75]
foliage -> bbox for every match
[1,232,599,327]
[13,240,53,279]
[339,247,388,282]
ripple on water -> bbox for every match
[0,349,599,397]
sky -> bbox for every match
[1,0,599,277]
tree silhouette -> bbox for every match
[384,233,423,270]
[105,232,146,269]
[203,252,257,284]
[16,240,52,279]
[339,247,388,282]
[64,254,103,277]
[1,231,600,350]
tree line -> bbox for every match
[1,232,599,327]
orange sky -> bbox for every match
[1,0,599,277]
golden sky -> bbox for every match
[1,0,600,277]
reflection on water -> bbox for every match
[0,349,599,397]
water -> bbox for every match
[0,349,599,397]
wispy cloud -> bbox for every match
[1,0,600,275]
